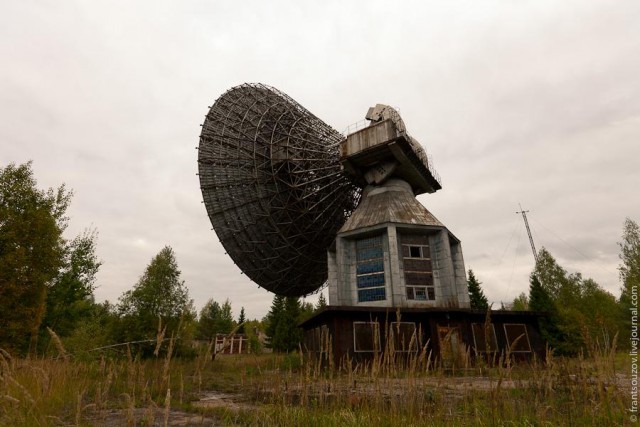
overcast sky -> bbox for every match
[1,1,638,320]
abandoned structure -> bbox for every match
[198,85,545,364]
[306,104,545,363]
[300,307,545,364]
[327,104,468,309]
[214,333,250,355]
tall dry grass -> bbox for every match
[0,323,630,426]
[236,322,628,427]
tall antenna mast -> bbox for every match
[516,203,538,265]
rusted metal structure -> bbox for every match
[198,83,360,296]
[197,84,546,362]
[340,103,441,194]
[309,103,544,362]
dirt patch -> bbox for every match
[192,391,256,412]
[253,373,625,404]
[87,391,256,426]
[87,408,218,426]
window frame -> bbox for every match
[471,323,498,353]
[406,285,435,301]
[353,321,382,352]
[389,321,418,353]
[355,235,386,302]
[402,241,435,301]
[404,244,431,259]
[503,323,532,353]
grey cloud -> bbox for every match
[1,0,638,318]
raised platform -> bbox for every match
[340,119,442,195]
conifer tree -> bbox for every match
[237,307,246,334]
[275,297,303,352]
[529,274,555,313]
[467,269,489,309]
[265,295,303,352]
[529,273,563,350]
[265,294,285,348]
[316,293,327,311]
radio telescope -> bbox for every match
[198,83,360,296]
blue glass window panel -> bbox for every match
[356,259,384,274]
[357,273,385,289]
[358,288,386,302]
[356,246,383,262]
[356,235,383,249]
[406,286,436,301]
[414,288,427,300]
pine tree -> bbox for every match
[237,307,246,334]
[266,295,303,352]
[276,297,303,352]
[467,269,489,309]
[265,295,285,349]
[529,274,554,313]
[529,273,563,350]
[316,293,327,311]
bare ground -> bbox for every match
[86,373,628,425]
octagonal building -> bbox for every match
[327,108,469,309]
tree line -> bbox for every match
[466,218,639,354]
[2,161,638,357]
[0,161,315,357]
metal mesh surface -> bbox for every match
[198,83,360,296]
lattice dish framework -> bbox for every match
[198,83,361,296]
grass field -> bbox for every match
[0,339,632,426]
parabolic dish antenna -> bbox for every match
[198,83,360,296]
